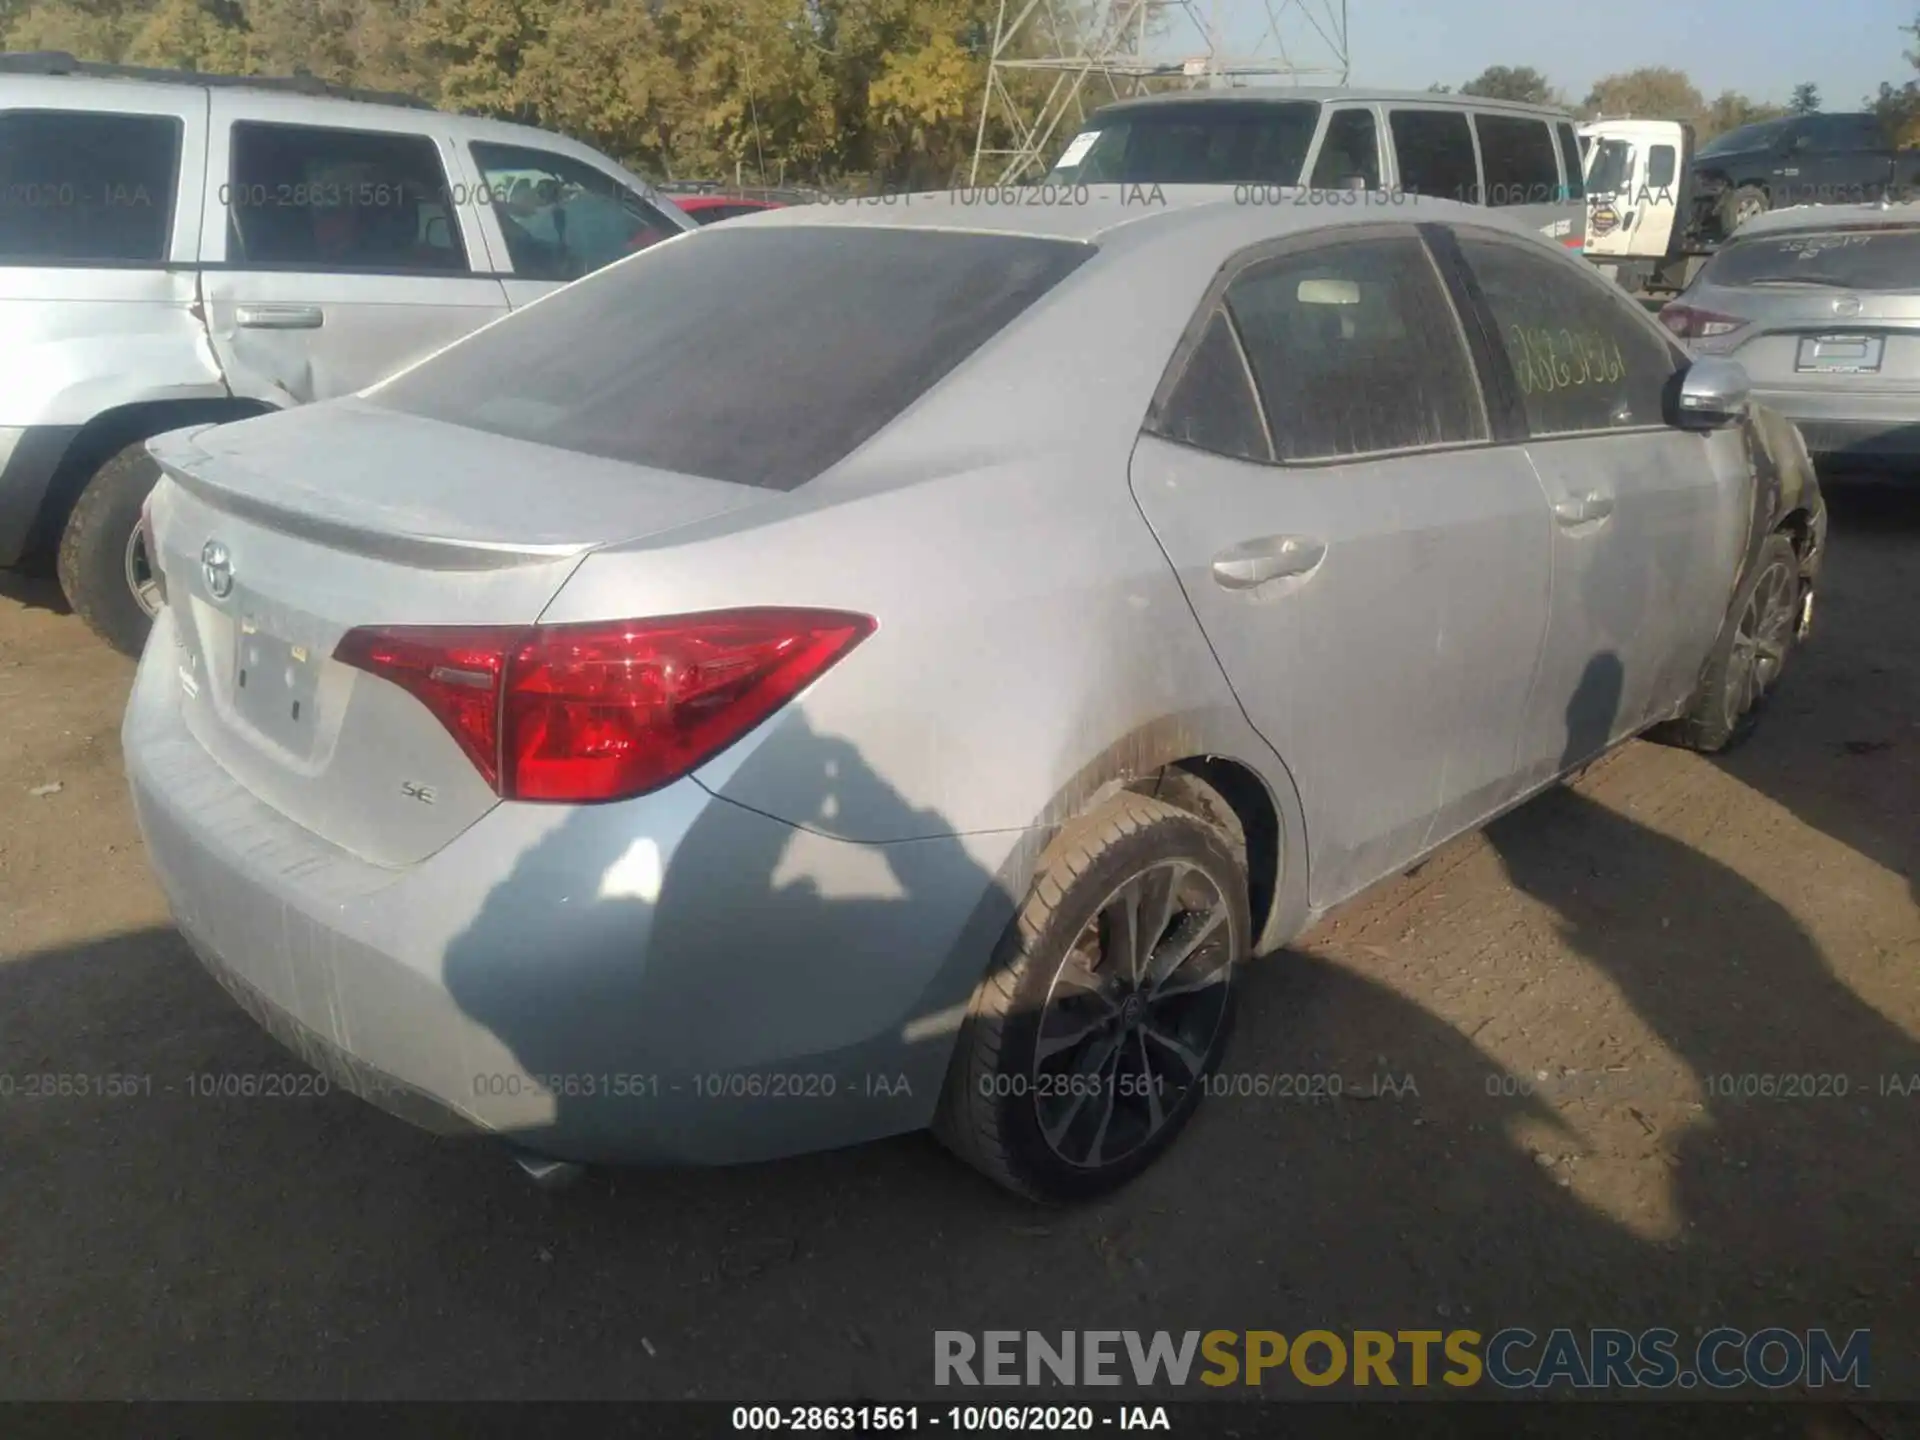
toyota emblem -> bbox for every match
[1834,294,1864,318]
[201,539,233,599]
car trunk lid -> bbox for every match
[145,402,769,867]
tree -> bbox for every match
[1700,89,1787,142]
[1583,67,1704,123]
[1869,9,1920,148]
[1460,65,1554,107]
[1790,81,1820,115]
[1426,82,1453,94]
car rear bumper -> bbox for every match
[0,425,80,567]
[1751,389,1920,459]
[123,607,1020,1167]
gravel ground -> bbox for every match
[0,479,1913,1415]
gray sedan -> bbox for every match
[1660,203,1920,461]
[123,189,1824,1202]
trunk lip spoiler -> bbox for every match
[152,456,594,573]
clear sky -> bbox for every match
[1189,0,1915,109]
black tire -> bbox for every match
[55,440,164,658]
[1652,532,1802,755]
[1722,183,1769,236]
[935,792,1250,1203]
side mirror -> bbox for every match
[1672,356,1752,430]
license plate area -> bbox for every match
[1796,334,1884,375]
[233,617,321,756]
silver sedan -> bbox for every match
[124,188,1825,1202]
[1660,203,1920,462]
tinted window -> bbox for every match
[471,142,682,279]
[1704,228,1920,291]
[1224,234,1486,461]
[1648,144,1678,189]
[1476,115,1561,207]
[1046,102,1322,185]
[1799,115,1885,152]
[368,227,1093,489]
[0,110,179,263]
[1698,118,1791,158]
[1558,124,1587,200]
[1390,110,1479,202]
[1310,108,1381,190]
[1458,232,1677,436]
[227,122,467,271]
[1153,309,1271,463]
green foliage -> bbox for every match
[1789,81,1820,115]
[1459,65,1554,107]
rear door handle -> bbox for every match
[1211,534,1327,590]
[235,304,324,330]
[1552,491,1614,527]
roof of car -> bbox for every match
[741,184,1541,247]
[1733,200,1920,239]
[1089,85,1573,120]
[0,49,430,108]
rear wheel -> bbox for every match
[56,440,164,657]
[1653,532,1801,754]
[935,793,1249,1202]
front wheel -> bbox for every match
[1652,532,1802,755]
[1723,184,1769,235]
[935,793,1250,1202]
[55,440,164,657]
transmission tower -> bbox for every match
[968,0,1351,185]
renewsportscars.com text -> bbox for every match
[934,1328,1871,1391]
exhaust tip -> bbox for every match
[510,1150,587,1191]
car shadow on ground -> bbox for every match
[0,531,1915,1419]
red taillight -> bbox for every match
[332,627,511,788]
[334,609,876,803]
[1659,303,1749,341]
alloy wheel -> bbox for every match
[1031,859,1235,1169]
[124,524,162,619]
[1725,557,1797,729]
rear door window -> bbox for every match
[1476,115,1561,207]
[1220,232,1487,461]
[1310,108,1382,190]
[470,142,684,279]
[1151,309,1272,463]
[367,226,1094,489]
[1703,228,1920,290]
[227,122,468,272]
[1390,109,1479,203]
[0,109,180,263]
[1456,230,1678,436]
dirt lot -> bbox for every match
[0,482,1914,1409]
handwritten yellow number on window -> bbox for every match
[1508,324,1536,394]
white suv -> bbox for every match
[0,51,695,654]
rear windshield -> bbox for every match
[1045,101,1322,185]
[367,226,1093,489]
[1698,118,1790,158]
[1703,228,1920,291]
